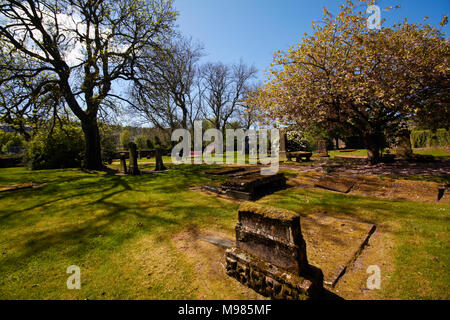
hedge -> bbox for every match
[410,129,450,148]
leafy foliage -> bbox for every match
[248,0,449,163]
[25,125,85,170]
[134,135,147,150]
[411,129,450,148]
[120,130,132,150]
[0,131,25,154]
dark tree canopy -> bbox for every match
[0,0,177,169]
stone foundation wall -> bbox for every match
[226,247,323,300]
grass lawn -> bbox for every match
[0,165,448,300]
[328,147,450,159]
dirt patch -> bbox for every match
[171,227,265,300]
[288,172,443,202]
[332,229,395,300]
[301,214,376,287]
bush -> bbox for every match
[120,130,132,150]
[286,131,311,152]
[134,135,147,150]
[25,125,85,170]
[411,129,450,148]
[0,132,25,154]
[146,139,154,149]
[100,125,118,164]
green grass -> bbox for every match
[414,148,450,159]
[328,147,450,160]
[329,149,368,158]
[0,165,448,300]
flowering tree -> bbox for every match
[249,0,449,163]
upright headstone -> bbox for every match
[317,140,329,157]
[155,148,167,171]
[225,202,323,300]
[120,153,128,174]
[128,142,140,175]
[396,134,413,159]
[279,130,287,159]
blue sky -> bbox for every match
[175,0,450,81]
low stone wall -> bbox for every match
[225,202,323,299]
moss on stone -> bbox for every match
[239,201,300,221]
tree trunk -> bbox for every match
[364,134,381,165]
[81,118,104,170]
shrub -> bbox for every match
[100,125,118,164]
[146,139,154,149]
[25,125,85,170]
[134,135,147,150]
[411,129,450,148]
[120,130,132,150]
[286,131,311,152]
[0,132,25,154]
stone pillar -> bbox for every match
[120,153,128,174]
[128,142,140,175]
[396,134,413,159]
[155,148,167,171]
[279,130,287,160]
[225,202,323,300]
[317,140,329,157]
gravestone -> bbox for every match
[120,153,128,174]
[317,140,329,157]
[221,173,286,200]
[280,130,287,159]
[396,135,413,159]
[155,148,167,171]
[225,202,323,299]
[128,142,140,175]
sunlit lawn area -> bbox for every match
[0,165,448,299]
[328,148,450,159]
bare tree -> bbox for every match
[0,0,176,169]
[200,60,257,133]
[132,35,204,131]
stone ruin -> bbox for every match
[220,173,286,201]
[225,202,323,299]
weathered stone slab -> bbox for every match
[225,202,323,299]
[314,176,356,193]
[350,175,440,202]
[221,173,286,200]
[235,202,308,275]
[201,236,235,249]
